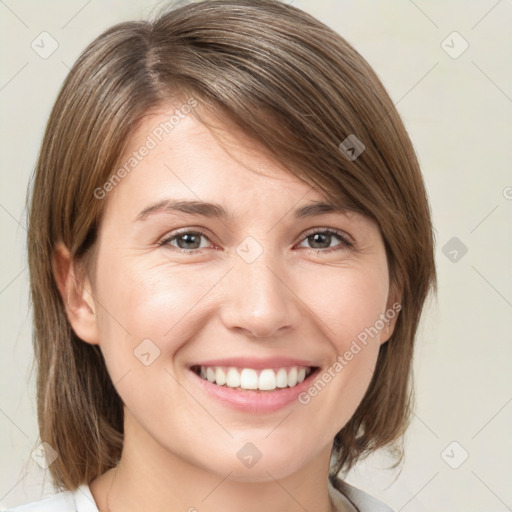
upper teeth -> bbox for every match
[198,366,311,391]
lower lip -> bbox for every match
[189,368,319,414]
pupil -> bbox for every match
[310,233,330,249]
[179,233,199,249]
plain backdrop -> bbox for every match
[1,1,511,510]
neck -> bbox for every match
[91,411,338,512]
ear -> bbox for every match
[380,282,402,345]
[52,242,100,345]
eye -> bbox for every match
[158,227,354,255]
[158,230,213,253]
[296,229,353,253]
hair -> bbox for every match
[27,0,436,490]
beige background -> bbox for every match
[1,0,511,510]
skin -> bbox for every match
[54,104,399,512]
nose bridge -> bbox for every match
[220,236,298,338]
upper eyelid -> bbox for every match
[300,227,353,243]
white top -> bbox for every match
[6,478,395,512]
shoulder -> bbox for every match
[329,476,396,512]
[5,484,98,512]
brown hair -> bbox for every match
[27,0,436,490]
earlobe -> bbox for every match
[52,242,100,345]
[380,317,395,345]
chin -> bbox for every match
[217,458,305,483]
[204,440,312,482]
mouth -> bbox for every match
[190,364,319,392]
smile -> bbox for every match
[191,365,316,391]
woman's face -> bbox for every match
[80,104,396,481]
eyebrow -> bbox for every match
[135,199,350,222]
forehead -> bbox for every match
[103,104,334,217]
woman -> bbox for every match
[10,0,436,510]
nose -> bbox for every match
[218,247,301,339]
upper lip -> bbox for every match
[189,357,318,370]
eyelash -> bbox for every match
[158,228,354,255]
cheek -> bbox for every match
[292,263,388,435]
[300,261,390,346]
[91,261,203,419]
[93,259,220,370]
